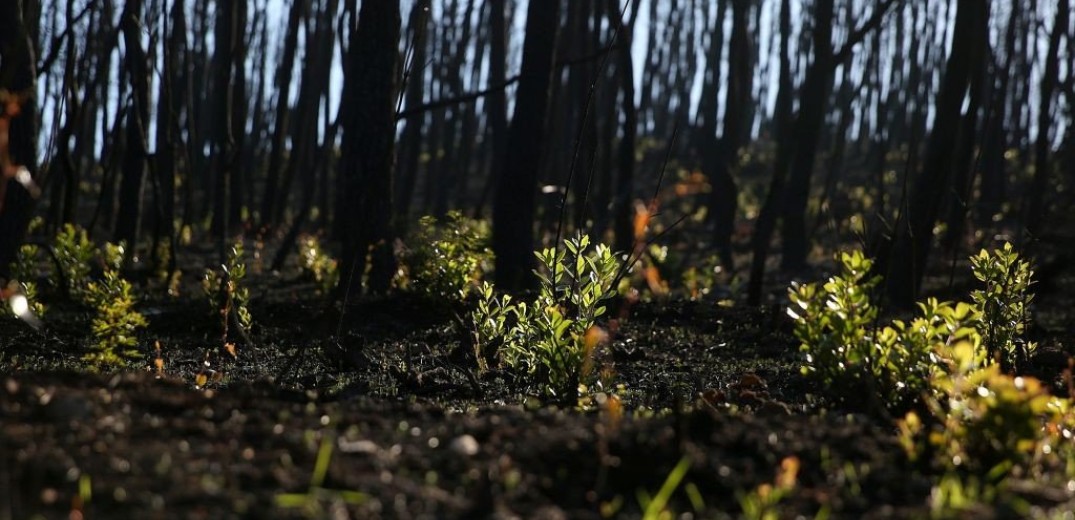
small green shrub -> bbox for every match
[15,225,149,365]
[788,250,880,391]
[83,242,147,366]
[203,242,253,346]
[788,247,1044,413]
[899,346,1053,486]
[970,243,1035,370]
[399,211,492,301]
[788,251,978,411]
[52,223,96,302]
[298,234,339,295]
[788,244,1071,511]
[471,233,621,398]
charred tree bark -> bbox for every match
[336,0,401,296]
[746,0,792,305]
[610,0,638,254]
[568,1,599,229]
[272,0,338,267]
[210,0,247,260]
[706,0,751,272]
[395,0,431,222]
[1026,0,1069,237]
[276,0,336,233]
[776,0,835,272]
[113,0,151,249]
[492,0,560,292]
[433,0,475,219]
[151,0,184,275]
[49,0,81,228]
[878,0,990,307]
[0,0,38,282]
[778,0,896,271]
[475,0,510,218]
[940,33,987,253]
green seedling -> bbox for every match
[639,456,692,520]
[203,241,253,352]
[275,434,365,518]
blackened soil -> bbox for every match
[3,241,1075,518]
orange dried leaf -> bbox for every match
[224,343,237,358]
[633,202,650,240]
[777,456,800,489]
[644,266,667,295]
[584,326,609,352]
[604,393,623,432]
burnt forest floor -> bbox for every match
[4,235,1075,519]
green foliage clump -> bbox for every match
[788,251,978,411]
[23,224,147,366]
[203,242,253,343]
[901,347,1051,476]
[52,223,96,302]
[789,245,1040,414]
[790,243,1073,515]
[83,242,147,366]
[399,211,491,301]
[897,344,1064,518]
[970,243,1035,370]
[471,233,621,398]
[298,234,339,295]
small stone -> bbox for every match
[450,434,479,456]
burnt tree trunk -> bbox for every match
[113,0,151,250]
[394,0,431,222]
[492,0,560,292]
[336,0,401,296]
[879,0,990,307]
[610,0,638,254]
[272,0,338,268]
[707,0,752,272]
[151,0,183,273]
[0,0,38,282]
[746,0,792,305]
[475,0,510,218]
[777,0,834,272]
[210,0,247,261]
[259,0,306,231]
[1026,0,1069,237]
[778,0,895,271]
